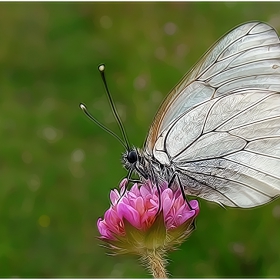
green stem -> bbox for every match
[142,249,168,278]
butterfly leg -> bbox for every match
[169,173,196,229]
[168,173,193,210]
[116,169,134,202]
[155,182,162,216]
[116,170,140,204]
[128,179,142,184]
[116,182,128,204]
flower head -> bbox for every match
[97,179,199,256]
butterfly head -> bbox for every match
[122,148,139,170]
[122,148,152,181]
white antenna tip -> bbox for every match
[80,103,87,111]
[98,64,105,72]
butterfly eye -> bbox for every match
[127,150,138,164]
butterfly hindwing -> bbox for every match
[168,90,280,207]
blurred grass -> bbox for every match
[0,2,280,277]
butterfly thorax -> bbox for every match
[122,147,173,186]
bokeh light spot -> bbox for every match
[71,149,85,163]
[22,151,33,164]
[272,205,280,219]
[38,215,50,228]
[39,126,63,143]
[133,76,147,90]
[269,14,280,30]
[164,22,177,35]
[231,242,245,256]
[100,15,112,29]
[28,174,41,192]
[43,127,57,141]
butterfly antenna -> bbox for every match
[98,64,130,150]
[80,103,128,150]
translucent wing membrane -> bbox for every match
[168,90,280,207]
[144,22,280,207]
[145,22,280,153]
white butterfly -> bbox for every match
[121,21,280,208]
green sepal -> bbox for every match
[166,217,196,250]
[143,212,167,250]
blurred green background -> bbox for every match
[1,2,280,277]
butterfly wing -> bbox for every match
[145,22,280,154]
[164,90,280,207]
[144,21,280,207]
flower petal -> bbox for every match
[97,218,114,239]
[135,196,145,216]
[110,189,121,205]
[117,201,141,229]
[119,178,128,190]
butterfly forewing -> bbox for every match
[145,22,280,153]
[144,21,280,207]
